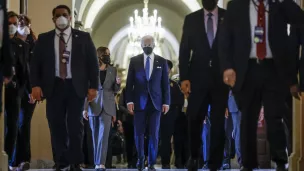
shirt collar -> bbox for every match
[55,26,72,36]
[144,52,154,60]
[204,6,218,17]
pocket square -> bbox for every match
[157,66,162,69]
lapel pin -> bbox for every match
[19,44,22,47]
[75,34,78,38]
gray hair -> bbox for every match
[141,35,155,48]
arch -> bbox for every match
[82,0,203,29]
[108,25,180,61]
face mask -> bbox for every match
[56,16,69,29]
[17,26,30,36]
[101,55,111,65]
[202,0,217,11]
[143,47,153,55]
[9,24,17,35]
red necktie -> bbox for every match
[59,32,67,79]
[256,0,266,60]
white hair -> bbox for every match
[141,35,155,48]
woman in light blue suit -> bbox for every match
[83,47,121,171]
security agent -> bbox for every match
[159,60,184,169]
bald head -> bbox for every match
[141,35,155,55]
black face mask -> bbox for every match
[202,0,217,11]
[101,55,111,65]
[143,47,153,55]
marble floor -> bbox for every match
[28,170,276,171]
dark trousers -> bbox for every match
[160,105,179,166]
[12,93,36,165]
[284,94,292,156]
[187,78,228,169]
[123,117,137,167]
[223,114,234,165]
[46,78,85,166]
[134,98,161,166]
[83,119,94,166]
[234,60,288,169]
[231,111,242,166]
[5,85,21,167]
[202,112,210,164]
[173,111,189,168]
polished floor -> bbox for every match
[28,169,276,171]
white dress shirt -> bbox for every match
[249,0,273,58]
[54,27,72,78]
[144,53,154,79]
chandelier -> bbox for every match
[127,0,164,53]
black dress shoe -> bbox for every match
[148,165,156,171]
[55,165,69,171]
[240,166,253,171]
[221,163,231,170]
[162,164,170,169]
[276,163,287,171]
[187,158,199,171]
[136,158,144,171]
[69,165,82,171]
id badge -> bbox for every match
[62,51,70,64]
[254,26,264,43]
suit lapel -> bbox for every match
[71,29,78,70]
[104,66,112,86]
[242,0,252,54]
[214,8,225,45]
[50,30,56,73]
[150,55,158,80]
[198,9,209,48]
[139,54,147,78]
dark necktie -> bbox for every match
[207,13,214,47]
[145,56,150,80]
[59,32,67,79]
[256,0,266,60]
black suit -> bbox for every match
[30,28,99,166]
[179,7,229,170]
[219,0,304,168]
[5,37,30,167]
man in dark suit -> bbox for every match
[179,0,228,170]
[159,60,184,169]
[218,0,304,170]
[126,35,170,171]
[30,5,99,171]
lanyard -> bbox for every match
[57,33,72,47]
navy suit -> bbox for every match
[126,53,170,166]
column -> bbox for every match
[27,0,75,164]
[0,86,7,171]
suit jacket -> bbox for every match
[169,79,184,107]
[84,66,120,116]
[227,90,238,113]
[125,53,170,111]
[30,28,99,98]
[289,25,304,91]
[10,37,31,96]
[219,0,304,92]
[179,7,226,87]
[0,1,13,78]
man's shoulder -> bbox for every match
[72,29,90,37]
[154,54,167,62]
[185,9,203,20]
[130,54,143,62]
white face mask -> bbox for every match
[17,26,31,36]
[56,16,69,29]
[8,24,17,35]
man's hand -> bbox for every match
[3,77,11,85]
[112,116,117,122]
[181,80,191,96]
[31,86,43,101]
[162,105,169,114]
[225,108,229,119]
[83,110,88,120]
[223,69,236,87]
[28,94,36,104]
[116,77,121,84]
[127,103,134,114]
[87,89,97,102]
[290,84,300,100]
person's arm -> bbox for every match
[218,1,234,73]
[30,34,43,87]
[162,60,170,106]
[119,89,131,114]
[85,33,99,90]
[112,68,121,93]
[179,16,191,82]
[288,25,300,86]
[281,0,304,25]
[83,97,89,111]
[1,7,13,78]
[125,58,135,104]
